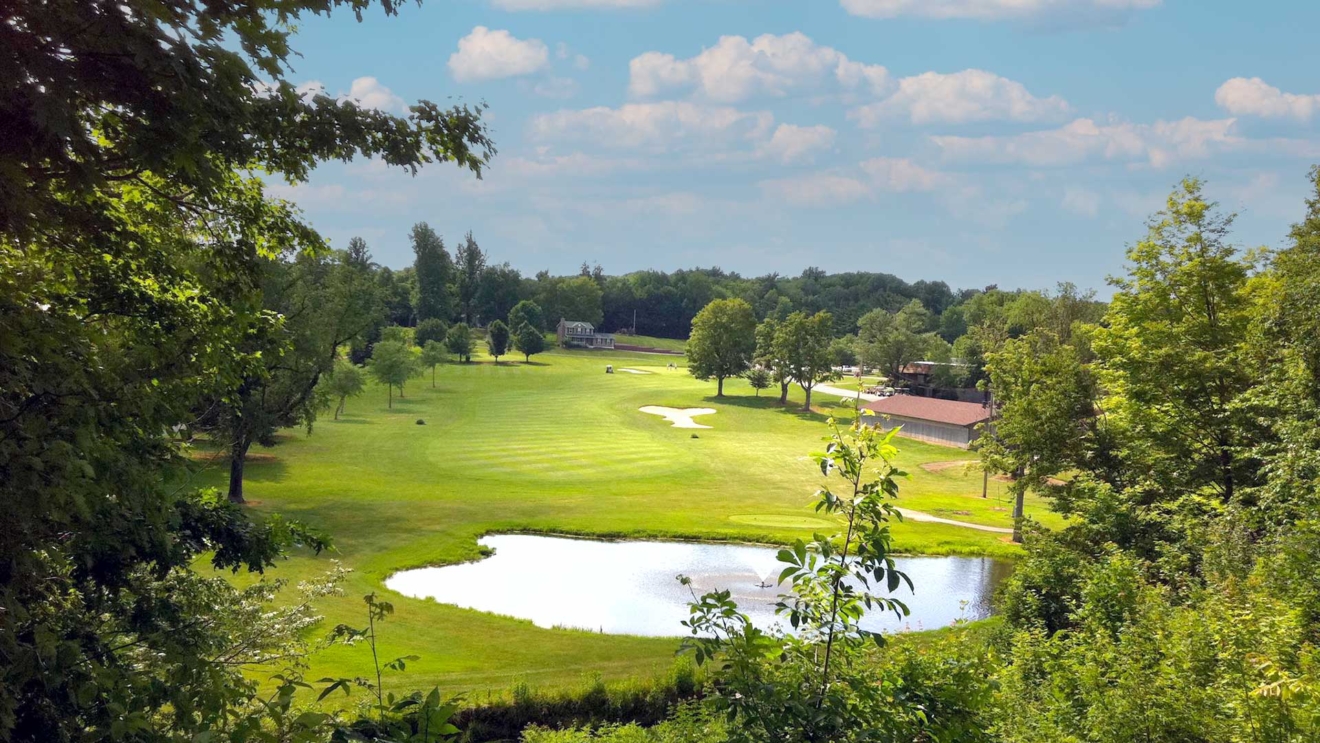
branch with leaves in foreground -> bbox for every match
[679,408,913,743]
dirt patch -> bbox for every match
[920,459,980,474]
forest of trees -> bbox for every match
[351,221,1100,400]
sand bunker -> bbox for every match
[619,368,651,374]
[639,406,716,429]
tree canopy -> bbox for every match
[0,0,492,738]
[486,320,511,362]
[686,298,758,396]
[777,311,838,410]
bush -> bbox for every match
[453,662,705,743]
[519,703,724,743]
[416,317,449,347]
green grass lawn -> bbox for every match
[195,347,1059,696]
[610,334,687,353]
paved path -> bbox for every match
[812,383,881,402]
[896,508,1013,534]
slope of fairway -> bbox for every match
[196,348,1059,694]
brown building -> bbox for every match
[861,395,994,448]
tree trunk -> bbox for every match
[717,376,724,396]
[388,384,393,409]
[431,366,436,388]
[1011,483,1026,543]
[227,436,251,504]
[779,380,789,405]
[335,397,344,420]
[802,384,812,411]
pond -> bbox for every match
[386,535,1013,637]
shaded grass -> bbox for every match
[195,347,1057,695]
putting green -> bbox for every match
[199,346,1060,696]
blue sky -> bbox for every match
[272,0,1320,294]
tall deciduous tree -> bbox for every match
[455,232,487,325]
[202,248,384,504]
[980,331,1096,541]
[1092,178,1257,506]
[778,311,838,410]
[368,340,418,408]
[486,320,510,363]
[0,0,491,737]
[756,318,792,404]
[476,262,525,326]
[686,299,757,396]
[411,222,453,323]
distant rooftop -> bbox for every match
[862,396,993,427]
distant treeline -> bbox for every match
[365,221,1066,343]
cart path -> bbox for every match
[896,508,1014,534]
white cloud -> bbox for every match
[757,124,836,163]
[529,101,774,152]
[629,32,889,103]
[1215,77,1320,121]
[840,0,1160,23]
[1061,186,1101,217]
[448,26,549,82]
[851,69,1069,126]
[859,157,948,191]
[493,0,658,8]
[759,173,872,208]
[342,77,406,113]
[931,116,1241,168]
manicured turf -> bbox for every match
[609,334,687,353]
[197,347,1059,695]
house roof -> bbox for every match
[862,395,993,427]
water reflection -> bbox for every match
[385,534,1012,638]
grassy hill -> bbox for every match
[196,346,1057,695]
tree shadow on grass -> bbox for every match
[245,457,289,485]
[702,394,832,423]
